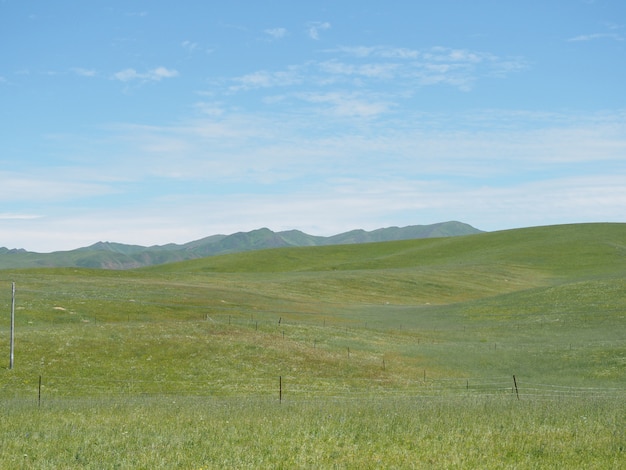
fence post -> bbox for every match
[9,282,15,369]
[513,375,520,400]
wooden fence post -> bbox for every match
[513,375,520,400]
[9,282,15,369]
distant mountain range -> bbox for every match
[0,221,483,270]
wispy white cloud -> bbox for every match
[3,107,625,251]
[192,101,226,117]
[264,27,288,39]
[333,46,419,59]
[423,46,486,63]
[112,66,179,82]
[568,23,625,42]
[113,69,142,81]
[568,32,624,42]
[181,40,198,52]
[76,109,626,190]
[296,91,392,117]
[0,170,119,203]
[318,60,398,79]
[5,170,625,252]
[71,67,97,77]
[335,45,503,64]
[307,21,331,40]
[0,213,40,220]
[181,40,213,56]
[229,67,302,91]
[126,11,148,18]
[226,45,527,95]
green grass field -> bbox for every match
[0,223,624,468]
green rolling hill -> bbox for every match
[0,222,623,389]
[0,222,624,468]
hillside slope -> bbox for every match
[2,222,624,393]
[143,223,626,306]
[152,222,625,275]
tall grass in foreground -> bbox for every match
[0,395,623,469]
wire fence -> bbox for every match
[2,373,623,407]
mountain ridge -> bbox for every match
[0,221,482,270]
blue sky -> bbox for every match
[1,0,625,252]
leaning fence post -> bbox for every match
[513,375,520,400]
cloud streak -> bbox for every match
[264,27,288,39]
[5,171,625,252]
[307,21,331,40]
[0,170,119,204]
[229,67,302,91]
[112,66,179,82]
[568,32,624,42]
[33,108,626,193]
[227,45,527,95]
[71,67,97,77]
[0,213,40,220]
